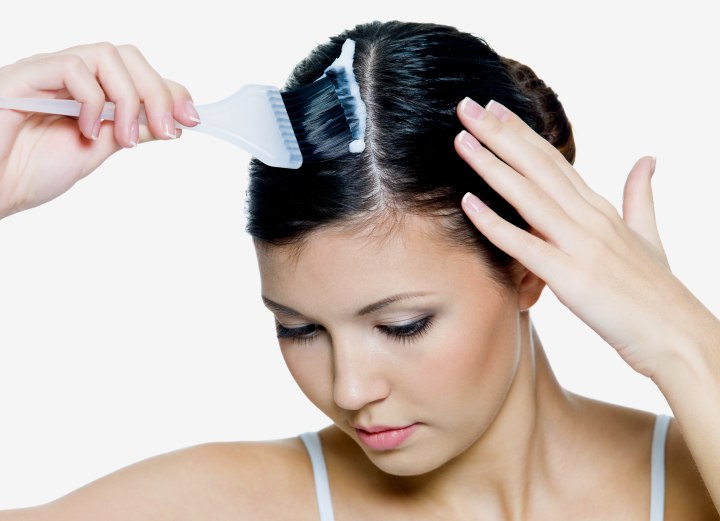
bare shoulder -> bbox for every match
[665,418,720,520]
[0,437,317,521]
[567,394,718,520]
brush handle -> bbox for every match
[0,97,186,129]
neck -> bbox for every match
[385,311,580,519]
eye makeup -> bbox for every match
[275,322,324,345]
[275,315,435,346]
[377,315,434,344]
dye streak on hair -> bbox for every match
[247,21,574,286]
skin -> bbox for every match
[257,215,543,480]
[0,44,718,520]
[0,42,200,220]
[455,97,720,516]
[254,215,714,520]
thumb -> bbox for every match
[622,155,668,266]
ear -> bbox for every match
[510,260,546,312]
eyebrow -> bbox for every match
[261,292,432,319]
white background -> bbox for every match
[1,0,718,510]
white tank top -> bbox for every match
[300,413,672,521]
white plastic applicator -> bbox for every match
[320,39,368,154]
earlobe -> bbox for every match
[517,267,547,312]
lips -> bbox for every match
[354,424,407,434]
[354,423,419,451]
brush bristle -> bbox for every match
[323,67,361,144]
[280,76,353,163]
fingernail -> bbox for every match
[184,101,201,124]
[162,112,177,139]
[486,100,510,121]
[650,156,657,177]
[459,130,482,151]
[462,192,486,214]
[460,97,485,119]
[129,119,139,148]
[91,118,101,140]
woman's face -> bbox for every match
[256,215,526,476]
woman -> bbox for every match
[1,20,718,520]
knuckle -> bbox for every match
[15,52,47,65]
[483,117,504,137]
[77,86,106,110]
[583,233,612,261]
[586,194,617,219]
[62,54,87,74]
[90,91,106,106]
[60,56,100,95]
[93,41,119,58]
[479,211,502,234]
[164,78,191,99]
[522,233,550,257]
[149,88,174,108]
[114,91,141,110]
[536,152,557,173]
[117,43,147,63]
[116,43,142,57]
[592,212,616,236]
[543,197,566,221]
[143,77,174,108]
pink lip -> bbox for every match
[354,423,419,451]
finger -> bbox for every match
[57,42,140,148]
[456,97,598,222]
[4,54,106,140]
[77,120,124,176]
[622,156,668,261]
[163,78,201,127]
[131,79,196,144]
[460,98,616,216]
[136,125,182,144]
[115,44,179,140]
[454,130,586,250]
[460,191,572,287]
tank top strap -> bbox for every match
[649,414,672,521]
[299,432,336,521]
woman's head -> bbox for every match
[249,20,573,475]
[247,20,574,286]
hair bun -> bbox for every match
[500,57,576,164]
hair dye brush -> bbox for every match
[0,40,367,169]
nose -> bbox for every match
[331,336,391,411]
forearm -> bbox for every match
[653,312,720,512]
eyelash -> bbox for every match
[275,316,434,346]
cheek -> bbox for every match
[419,304,521,419]
[280,342,335,412]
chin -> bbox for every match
[358,442,452,477]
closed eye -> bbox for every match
[377,315,434,344]
[275,316,434,346]
[275,322,323,345]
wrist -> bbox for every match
[651,310,720,396]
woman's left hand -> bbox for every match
[453,96,720,383]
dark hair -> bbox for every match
[246,20,574,286]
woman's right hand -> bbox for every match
[0,42,200,220]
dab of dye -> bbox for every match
[321,39,367,153]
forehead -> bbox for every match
[255,214,504,312]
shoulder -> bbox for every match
[169,436,319,515]
[11,436,319,521]
[567,395,718,520]
[664,417,719,520]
